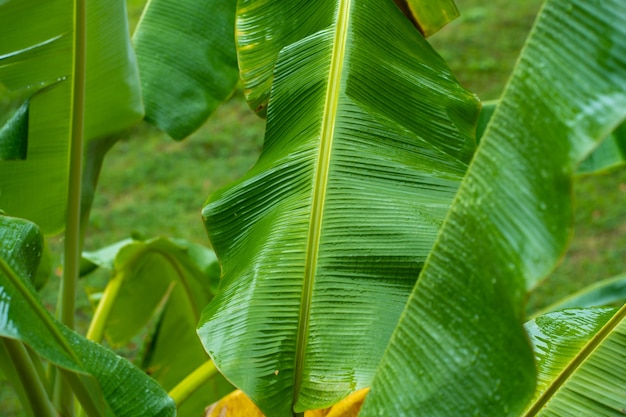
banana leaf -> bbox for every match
[82,237,229,416]
[530,273,626,319]
[523,306,626,416]
[392,0,459,36]
[133,0,239,140]
[198,0,479,415]
[360,0,626,415]
[0,0,143,234]
[0,215,174,416]
[478,101,626,175]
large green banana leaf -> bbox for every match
[82,237,231,416]
[523,306,626,416]
[531,273,626,318]
[0,215,174,416]
[478,101,626,175]
[198,0,479,415]
[0,0,142,234]
[360,0,626,415]
[133,0,239,139]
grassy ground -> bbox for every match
[3,0,626,414]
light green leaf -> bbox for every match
[578,122,626,174]
[0,215,174,416]
[83,237,226,416]
[531,273,626,318]
[0,0,143,233]
[360,0,626,415]
[198,0,479,415]
[393,0,459,37]
[133,0,239,140]
[524,307,626,416]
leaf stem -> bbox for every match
[56,0,87,413]
[1,339,57,417]
[168,360,218,407]
[86,273,125,343]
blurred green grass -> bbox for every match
[3,0,626,414]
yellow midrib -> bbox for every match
[293,0,352,410]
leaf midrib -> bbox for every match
[293,0,352,410]
[524,304,626,416]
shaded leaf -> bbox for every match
[0,215,174,416]
[83,237,227,416]
[0,100,28,160]
[361,0,626,415]
[0,0,143,233]
[198,0,479,415]
[134,0,239,139]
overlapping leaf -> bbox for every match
[0,216,174,416]
[478,101,626,175]
[532,273,626,318]
[134,0,239,139]
[524,307,626,416]
[82,237,229,416]
[360,0,626,415]
[0,0,142,233]
[198,0,479,415]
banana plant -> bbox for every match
[1,0,626,416]
[199,0,626,416]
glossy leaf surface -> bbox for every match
[199,0,479,415]
[0,216,174,416]
[361,0,626,415]
[478,101,626,175]
[0,0,142,233]
[524,307,626,416]
[134,0,239,139]
[532,273,626,318]
[83,237,228,416]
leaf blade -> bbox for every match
[360,0,626,415]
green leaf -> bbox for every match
[133,0,239,140]
[531,273,626,318]
[524,307,626,416]
[393,0,460,37]
[478,100,626,175]
[0,100,28,160]
[0,215,175,416]
[0,0,143,234]
[360,0,626,415]
[198,0,479,415]
[578,121,626,174]
[83,237,226,415]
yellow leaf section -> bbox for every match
[205,389,369,417]
[393,0,459,37]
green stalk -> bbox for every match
[168,360,218,407]
[86,273,125,342]
[56,0,87,413]
[1,339,57,417]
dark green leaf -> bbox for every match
[134,0,239,139]
[0,216,175,416]
[361,0,626,415]
[198,0,479,415]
